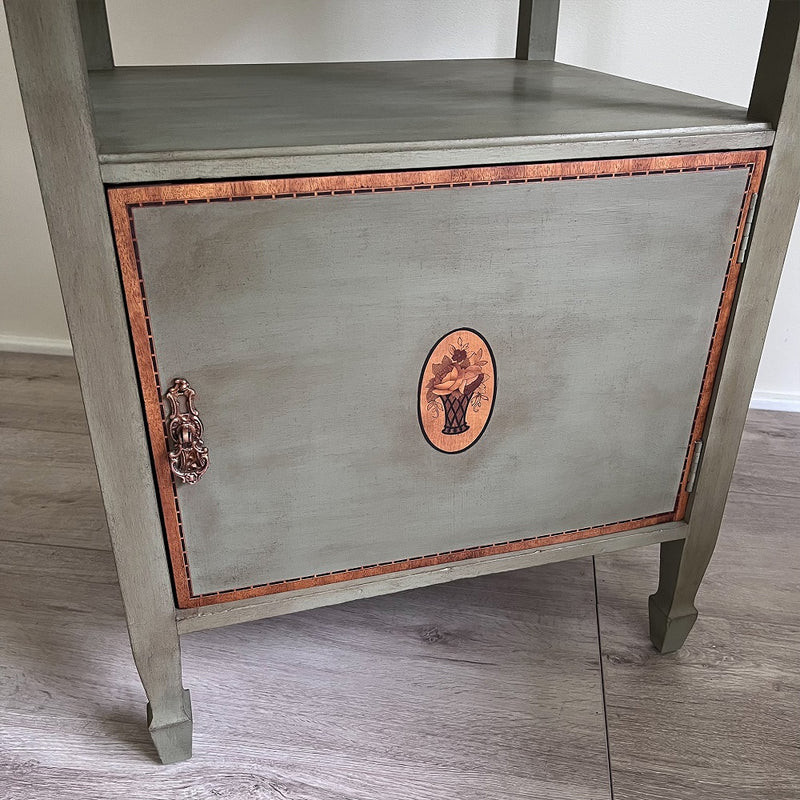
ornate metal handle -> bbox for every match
[165,378,209,485]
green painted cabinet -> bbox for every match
[7,0,798,764]
[109,153,761,608]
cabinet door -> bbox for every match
[109,151,764,608]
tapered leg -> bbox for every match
[649,528,729,654]
[147,690,193,765]
[649,1,800,653]
[648,539,701,652]
[4,0,194,765]
[130,622,193,764]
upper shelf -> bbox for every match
[88,59,774,184]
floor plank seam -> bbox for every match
[727,488,800,502]
[593,555,615,800]
[0,424,91,439]
[0,538,111,554]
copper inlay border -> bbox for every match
[107,151,766,608]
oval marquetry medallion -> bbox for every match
[418,328,496,454]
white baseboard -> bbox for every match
[750,390,800,413]
[0,333,73,356]
[1,333,798,413]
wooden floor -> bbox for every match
[1,351,798,799]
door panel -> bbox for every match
[109,152,765,606]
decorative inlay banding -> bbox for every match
[107,151,766,608]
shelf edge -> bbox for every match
[100,129,775,183]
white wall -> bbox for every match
[0,8,72,352]
[1,0,797,405]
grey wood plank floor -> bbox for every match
[595,409,800,800]
[0,351,797,799]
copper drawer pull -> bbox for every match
[165,378,209,484]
